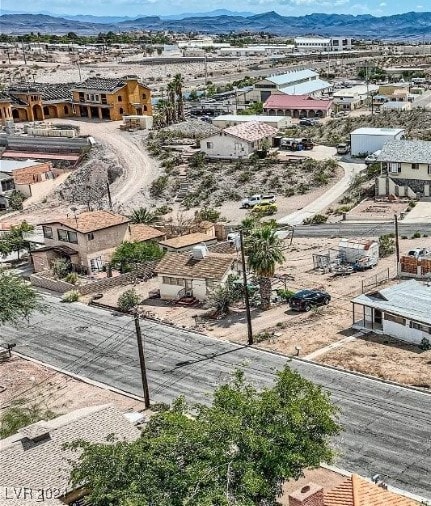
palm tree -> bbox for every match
[172,73,184,121]
[246,225,285,311]
[129,207,157,224]
[167,81,177,124]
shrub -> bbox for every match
[52,258,71,279]
[195,207,221,223]
[379,234,395,257]
[150,176,169,197]
[303,214,328,225]
[64,272,78,285]
[8,190,26,211]
[412,231,421,239]
[251,203,277,217]
[420,337,431,351]
[62,290,80,303]
[118,288,140,312]
[276,289,295,302]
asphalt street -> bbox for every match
[2,295,431,499]
[293,222,431,237]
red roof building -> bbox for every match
[263,94,333,118]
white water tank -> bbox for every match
[191,244,208,259]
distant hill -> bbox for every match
[1,10,431,38]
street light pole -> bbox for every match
[239,230,253,346]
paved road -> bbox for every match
[2,295,431,499]
[292,222,431,237]
[279,161,365,226]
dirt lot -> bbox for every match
[317,333,431,388]
[0,356,145,414]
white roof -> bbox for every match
[295,37,331,44]
[279,79,332,96]
[265,69,318,86]
[350,127,405,136]
[352,280,431,325]
[0,159,38,172]
[213,114,285,123]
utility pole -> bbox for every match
[134,314,150,409]
[106,182,113,210]
[204,53,208,85]
[239,230,253,346]
[394,214,400,276]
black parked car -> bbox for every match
[289,289,331,312]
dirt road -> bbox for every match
[52,119,160,210]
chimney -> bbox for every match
[288,483,324,506]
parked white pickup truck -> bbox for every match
[241,194,276,209]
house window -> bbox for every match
[409,321,429,332]
[206,142,213,149]
[428,164,431,175]
[384,313,406,325]
[57,229,78,244]
[87,232,94,240]
[388,163,401,173]
[412,163,419,170]
[142,93,146,99]
[42,226,53,239]
[118,96,123,102]
[162,276,184,286]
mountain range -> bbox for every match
[1,10,431,39]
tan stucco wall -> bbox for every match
[391,162,431,180]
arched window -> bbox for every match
[64,105,69,114]
[142,93,146,99]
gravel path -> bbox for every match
[51,119,161,211]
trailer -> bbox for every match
[338,238,379,270]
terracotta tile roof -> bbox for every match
[159,232,216,250]
[324,474,419,506]
[155,252,234,281]
[128,223,165,242]
[0,404,140,491]
[264,94,333,110]
[40,211,129,234]
[223,121,278,143]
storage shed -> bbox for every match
[350,127,405,157]
[338,238,379,269]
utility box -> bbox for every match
[350,127,405,157]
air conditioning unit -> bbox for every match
[191,244,208,260]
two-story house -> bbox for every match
[376,140,431,198]
[33,211,130,273]
[72,76,152,121]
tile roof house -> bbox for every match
[33,211,131,273]
[351,280,431,345]
[375,140,431,198]
[159,231,217,253]
[0,404,140,505]
[286,474,418,506]
[127,223,166,243]
[6,76,152,123]
[200,121,278,160]
[263,94,333,118]
[155,251,237,301]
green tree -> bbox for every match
[379,233,395,257]
[0,221,34,259]
[8,190,26,211]
[0,399,56,439]
[117,288,140,312]
[0,272,41,326]
[239,101,264,115]
[129,207,158,224]
[246,225,285,310]
[111,241,164,273]
[69,366,339,505]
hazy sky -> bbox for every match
[0,0,427,17]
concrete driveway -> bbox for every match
[402,201,431,224]
[279,159,365,226]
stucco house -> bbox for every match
[4,76,152,122]
[351,280,431,345]
[375,139,431,197]
[200,121,278,160]
[33,211,130,273]
[263,94,333,118]
[155,249,237,301]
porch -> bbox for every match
[352,302,383,332]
